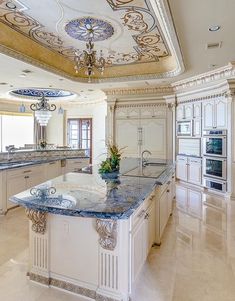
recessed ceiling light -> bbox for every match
[209,25,221,32]
[19,74,26,78]
[22,69,33,74]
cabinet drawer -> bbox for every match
[176,156,188,164]
[131,190,155,230]
[188,158,201,165]
[7,164,44,179]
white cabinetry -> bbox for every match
[6,165,45,209]
[176,156,202,186]
[203,98,227,129]
[115,105,167,158]
[176,103,193,120]
[131,191,155,283]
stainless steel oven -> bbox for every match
[203,157,227,180]
[203,130,227,157]
[176,121,192,137]
[203,178,227,193]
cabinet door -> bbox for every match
[176,156,188,181]
[167,181,173,217]
[141,118,166,159]
[175,184,187,211]
[188,189,202,218]
[203,101,214,129]
[215,99,227,129]
[188,158,202,186]
[26,171,44,189]
[116,119,140,157]
[193,119,201,137]
[6,174,26,209]
[193,103,202,118]
[145,201,155,256]
[176,105,184,120]
[46,161,60,179]
[131,221,144,283]
[159,189,168,238]
[184,104,193,119]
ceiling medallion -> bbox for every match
[65,17,114,42]
[10,88,75,98]
[65,17,114,82]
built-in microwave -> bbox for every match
[203,156,227,180]
[176,121,192,137]
[203,130,227,157]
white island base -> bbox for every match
[25,177,174,301]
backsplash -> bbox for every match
[0,149,87,162]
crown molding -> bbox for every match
[104,86,173,96]
[172,62,235,91]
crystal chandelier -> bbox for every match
[30,94,56,126]
[74,37,106,83]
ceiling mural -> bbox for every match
[10,88,75,99]
[0,0,184,82]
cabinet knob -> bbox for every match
[167,189,170,193]
[144,213,150,219]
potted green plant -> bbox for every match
[98,143,124,179]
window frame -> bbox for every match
[67,118,92,163]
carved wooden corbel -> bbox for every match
[25,209,47,234]
[96,219,117,251]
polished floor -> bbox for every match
[1,183,235,301]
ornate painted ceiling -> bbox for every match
[0,0,184,83]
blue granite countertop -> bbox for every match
[0,156,89,171]
[9,159,174,220]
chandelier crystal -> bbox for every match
[74,37,106,83]
[30,94,56,126]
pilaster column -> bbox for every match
[164,94,176,162]
[106,98,116,144]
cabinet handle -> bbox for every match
[24,175,29,179]
[49,162,56,165]
[138,210,145,218]
[167,189,170,193]
[172,176,175,179]
[23,170,32,173]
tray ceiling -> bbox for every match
[0,0,184,83]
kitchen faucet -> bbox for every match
[140,150,152,167]
[6,145,16,161]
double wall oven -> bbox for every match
[202,130,227,192]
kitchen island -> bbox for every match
[10,160,175,301]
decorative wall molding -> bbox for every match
[104,86,173,96]
[116,102,167,108]
[28,272,119,301]
[172,62,235,91]
[96,219,117,251]
[25,209,47,234]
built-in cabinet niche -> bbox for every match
[114,104,168,158]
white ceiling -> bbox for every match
[0,0,234,103]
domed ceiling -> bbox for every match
[0,0,184,83]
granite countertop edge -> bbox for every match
[0,156,90,171]
[9,163,175,220]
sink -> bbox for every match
[123,164,167,178]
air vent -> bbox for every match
[206,42,222,49]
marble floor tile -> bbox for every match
[1,183,235,301]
